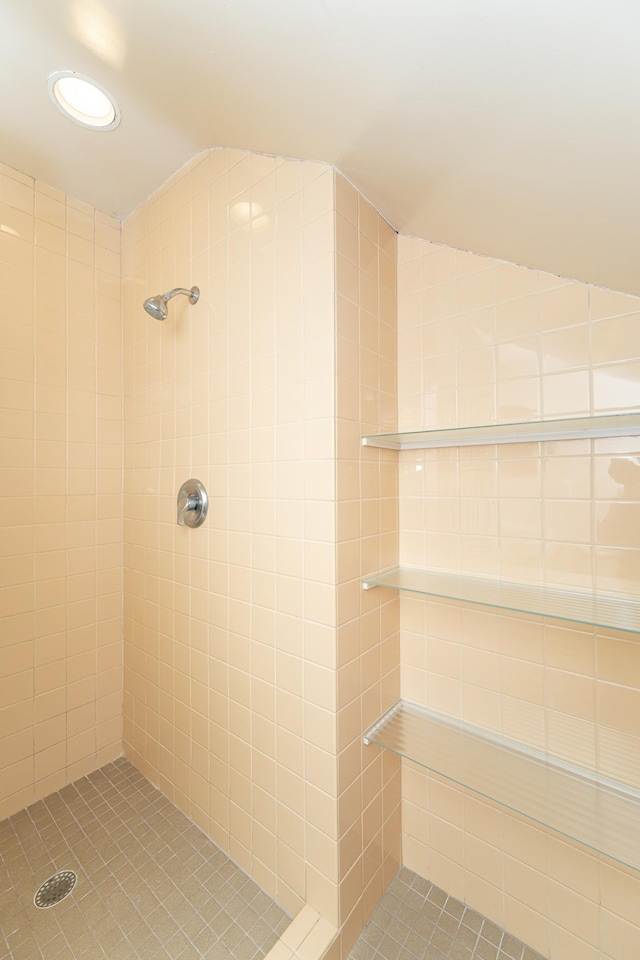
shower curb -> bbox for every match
[265,905,338,960]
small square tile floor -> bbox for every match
[0,758,290,960]
[349,868,547,960]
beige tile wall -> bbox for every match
[333,174,401,955]
[7,142,638,959]
[122,148,337,918]
[396,236,640,959]
[0,163,123,821]
[122,152,400,939]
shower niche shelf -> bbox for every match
[364,700,640,872]
[361,567,640,634]
[361,411,640,450]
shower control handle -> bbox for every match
[177,479,208,528]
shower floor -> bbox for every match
[0,758,290,960]
[349,868,547,960]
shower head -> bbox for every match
[143,286,199,320]
[143,294,170,321]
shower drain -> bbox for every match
[34,870,77,908]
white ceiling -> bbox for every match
[3,0,640,295]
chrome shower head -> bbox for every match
[143,286,199,320]
[143,294,169,321]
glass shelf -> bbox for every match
[361,567,640,634]
[364,700,640,872]
[362,412,640,449]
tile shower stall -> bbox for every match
[0,149,639,960]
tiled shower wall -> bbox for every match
[122,150,400,937]
[6,142,640,960]
[333,174,400,954]
[0,162,123,820]
[396,236,640,959]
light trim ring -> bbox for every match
[47,71,120,130]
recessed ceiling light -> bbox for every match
[47,70,120,130]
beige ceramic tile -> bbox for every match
[397,234,640,958]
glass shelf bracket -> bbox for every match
[364,701,640,873]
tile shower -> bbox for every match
[1,149,640,960]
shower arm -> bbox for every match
[164,287,199,305]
